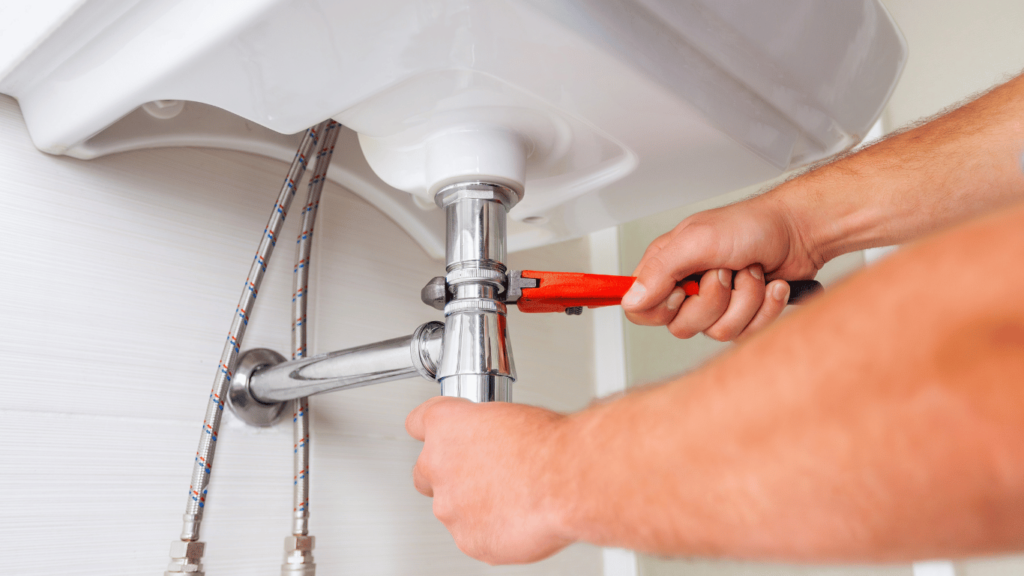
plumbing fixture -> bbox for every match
[282,535,316,576]
[170,125,827,576]
[230,180,517,413]
[5,1,900,570]
[434,181,520,402]
[284,119,341,576]
[165,540,205,576]
[228,322,445,424]
[166,121,330,576]
[4,1,908,257]
[228,181,825,423]
[227,179,523,422]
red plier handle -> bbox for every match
[513,270,822,314]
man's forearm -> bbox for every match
[772,73,1024,265]
[554,202,1024,561]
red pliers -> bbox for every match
[506,270,823,314]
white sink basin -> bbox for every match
[0,0,905,257]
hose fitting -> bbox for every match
[281,535,316,576]
[164,539,205,575]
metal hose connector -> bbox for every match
[286,120,339,576]
[174,121,330,554]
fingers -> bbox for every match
[406,400,575,565]
[622,250,706,326]
[625,264,789,341]
[704,265,766,342]
[408,397,472,499]
[666,269,733,339]
[623,285,687,326]
[737,279,790,339]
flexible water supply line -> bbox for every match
[286,121,339,569]
[176,121,329,547]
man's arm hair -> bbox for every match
[768,72,1024,266]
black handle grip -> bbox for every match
[786,279,824,305]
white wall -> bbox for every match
[882,0,1024,129]
[0,94,603,575]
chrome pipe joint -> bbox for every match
[227,321,444,426]
[434,181,522,403]
[227,180,522,426]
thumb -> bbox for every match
[406,396,461,441]
[623,220,733,312]
[622,254,702,313]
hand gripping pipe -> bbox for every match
[166,121,330,576]
[284,119,340,576]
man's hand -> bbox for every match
[409,203,1024,564]
[621,194,821,341]
[624,72,1024,343]
[406,397,574,564]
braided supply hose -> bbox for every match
[281,120,340,576]
[178,120,330,545]
[289,120,340,538]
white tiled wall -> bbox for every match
[0,95,602,575]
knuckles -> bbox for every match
[703,325,737,342]
[668,323,698,340]
[413,463,433,496]
[432,495,456,525]
[455,534,500,566]
[670,221,720,259]
[625,306,677,327]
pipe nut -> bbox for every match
[165,540,205,575]
[445,266,506,290]
[282,535,316,576]
[434,181,521,210]
[284,535,315,552]
[444,298,505,316]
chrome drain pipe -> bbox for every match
[216,179,520,573]
[228,322,445,425]
[434,182,520,402]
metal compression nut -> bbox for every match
[165,540,205,575]
[445,266,506,288]
[443,298,506,316]
[281,535,316,576]
[433,181,522,209]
